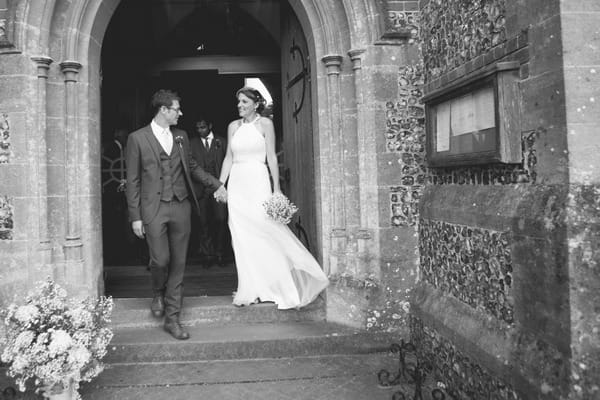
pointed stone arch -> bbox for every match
[8,0,383,296]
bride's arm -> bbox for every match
[263,118,281,193]
[219,121,236,184]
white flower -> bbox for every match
[14,330,36,350]
[48,330,73,356]
[68,346,91,367]
[11,354,29,372]
[14,305,39,325]
[67,308,93,328]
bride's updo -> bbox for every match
[236,87,266,114]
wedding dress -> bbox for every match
[227,117,329,309]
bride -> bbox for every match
[218,87,329,309]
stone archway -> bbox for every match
[12,0,373,297]
[3,0,394,328]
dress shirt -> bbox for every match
[151,119,173,155]
[202,132,214,149]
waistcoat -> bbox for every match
[159,147,188,202]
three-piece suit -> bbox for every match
[126,124,221,321]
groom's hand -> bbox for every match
[214,185,227,203]
[132,220,145,238]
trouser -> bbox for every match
[145,198,191,321]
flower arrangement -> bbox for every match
[0,279,113,399]
[263,192,298,225]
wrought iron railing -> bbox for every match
[378,340,454,400]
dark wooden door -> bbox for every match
[280,4,317,255]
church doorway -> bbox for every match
[100,0,316,298]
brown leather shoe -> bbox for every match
[150,296,165,318]
[164,320,190,340]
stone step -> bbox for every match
[80,354,401,400]
[106,321,395,364]
[104,265,238,298]
[110,296,326,329]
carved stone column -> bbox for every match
[322,54,346,275]
[31,56,53,263]
[348,49,373,257]
[59,61,83,263]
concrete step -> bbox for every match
[80,354,401,400]
[106,321,395,364]
[110,296,326,329]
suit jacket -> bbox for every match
[189,134,226,198]
[126,124,222,224]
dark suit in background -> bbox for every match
[190,131,230,264]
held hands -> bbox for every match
[214,185,228,203]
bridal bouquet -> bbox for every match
[0,278,113,399]
[263,192,298,224]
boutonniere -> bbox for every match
[174,136,184,148]
[214,139,221,149]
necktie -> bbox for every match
[203,138,209,150]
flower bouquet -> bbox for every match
[0,279,113,399]
[263,192,298,225]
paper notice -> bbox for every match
[436,102,450,152]
[450,93,475,136]
[473,86,495,130]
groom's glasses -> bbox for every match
[167,106,182,114]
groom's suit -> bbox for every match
[126,124,221,321]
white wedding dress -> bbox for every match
[227,117,329,309]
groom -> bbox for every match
[126,89,226,340]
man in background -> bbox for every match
[189,116,230,267]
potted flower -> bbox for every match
[0,279,113,399]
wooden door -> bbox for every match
[280,4,317,255]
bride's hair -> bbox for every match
[236,87,266,114]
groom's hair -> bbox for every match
[150,89,181,116]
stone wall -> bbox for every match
[0,1,105,305]
[326,0,422,333]
[0,50,42,304]
[411,0,585,398]
[561,1,600,398]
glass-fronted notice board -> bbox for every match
[424,62,522,167]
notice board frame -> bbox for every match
[423,61,522,167]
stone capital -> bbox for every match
[31,56,53,77]
[348,49,366,71]
[321,54,343,75]
[59,61,82,82]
